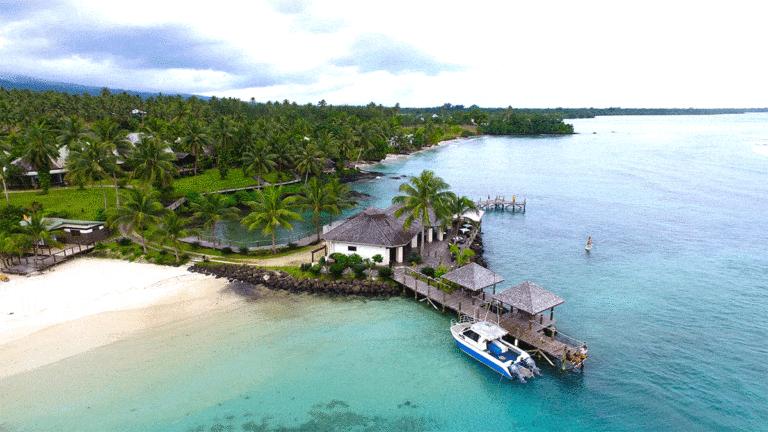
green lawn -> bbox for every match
[5,187,116,220]
[173,169,258,196]
[2,168,301,220]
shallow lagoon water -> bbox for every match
[2,114,767,431]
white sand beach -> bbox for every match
[0,258,239,377]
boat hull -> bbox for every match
[454,337,515,380]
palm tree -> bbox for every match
[450,243,475,266]
[443,192,479,239]
[326,178,357,223]
[129,135,178,188]
[0,231,21,270]
[391,170,451,256]
[354,122,385,165]
[91,119,127,205]
[291,178,338,243]
[91,118,129,159]
[65,140,117,210]
[182,119,210,179]
[333,125,356,169]
[295,143,324,183]
[189,193,239,249]
[19,212,59,269]
[57,115,87,151]
[212,116,236,179]
[20,121,59,194]
[107,187,164,254]
[153,211,195,262]
[0,149,16,205]
[242,186,302,254]
[241,142,277,187]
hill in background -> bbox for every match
[0,74,204,99]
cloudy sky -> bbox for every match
[1,0,766,108]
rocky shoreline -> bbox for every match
[469,234,487,267]
[189,264,402,298]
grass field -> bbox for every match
[2,168,302,220]
[5,186,117,220]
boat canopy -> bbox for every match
[470,321,508,340]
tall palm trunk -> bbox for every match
[112,173,120,206]
[100,183,107,210]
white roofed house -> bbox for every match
[11,146,69,188]
[322,204,444,265]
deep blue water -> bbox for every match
[2,114,767,431]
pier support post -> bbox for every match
[442,292,446,312]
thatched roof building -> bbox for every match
[492,281,565,315]
[441,262,505,292]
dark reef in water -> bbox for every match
[189,264,401,298]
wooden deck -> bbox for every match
[394,268,587,369]
[476,195,525,212]
[4,243,96,275]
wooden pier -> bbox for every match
[394,268,587,370]
[4,242,96,275]
[476,195,525,212]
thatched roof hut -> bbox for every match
[441,262,504,292]
[492,281,565,315]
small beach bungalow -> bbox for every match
[20,217,110,244]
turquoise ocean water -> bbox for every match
[2,114,767,431]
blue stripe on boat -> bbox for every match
[455,339,513,380]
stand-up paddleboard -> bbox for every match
[585,237,593,251]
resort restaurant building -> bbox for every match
[322,205,443,266]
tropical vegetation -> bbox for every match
[0,85,573,265]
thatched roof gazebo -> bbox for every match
[441,263,504,301]
[492,281,565,326]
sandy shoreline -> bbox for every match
[0,258,239,378]
[355,137,466,171]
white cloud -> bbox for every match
[1,0,767,107]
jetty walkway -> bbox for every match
[476,195,525,212]
[394,268,587,370]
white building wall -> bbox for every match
[328,241,391,265]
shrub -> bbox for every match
[435,264,449,278]
[318,256,326,266]
[233,190,250,204]
[287,242,298,250]
[191,241,201,249]
[353,263,367,278]
[421,267,435,278]
[372,254,383,264]
[310,264,322,275]
[329,262,346,278]
[117,237,133,247]
[330,253,348,267]
[300,263,312,272]
[94,242,105,250]
[221,246,234,255]
[408,252,422,264]
[347,253,363,265]
[377,267,394,279]
[239,246,250,254]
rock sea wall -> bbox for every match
[189,264,401,298]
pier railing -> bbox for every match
[548,329,587,348]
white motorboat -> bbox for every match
[450,319,540,382]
